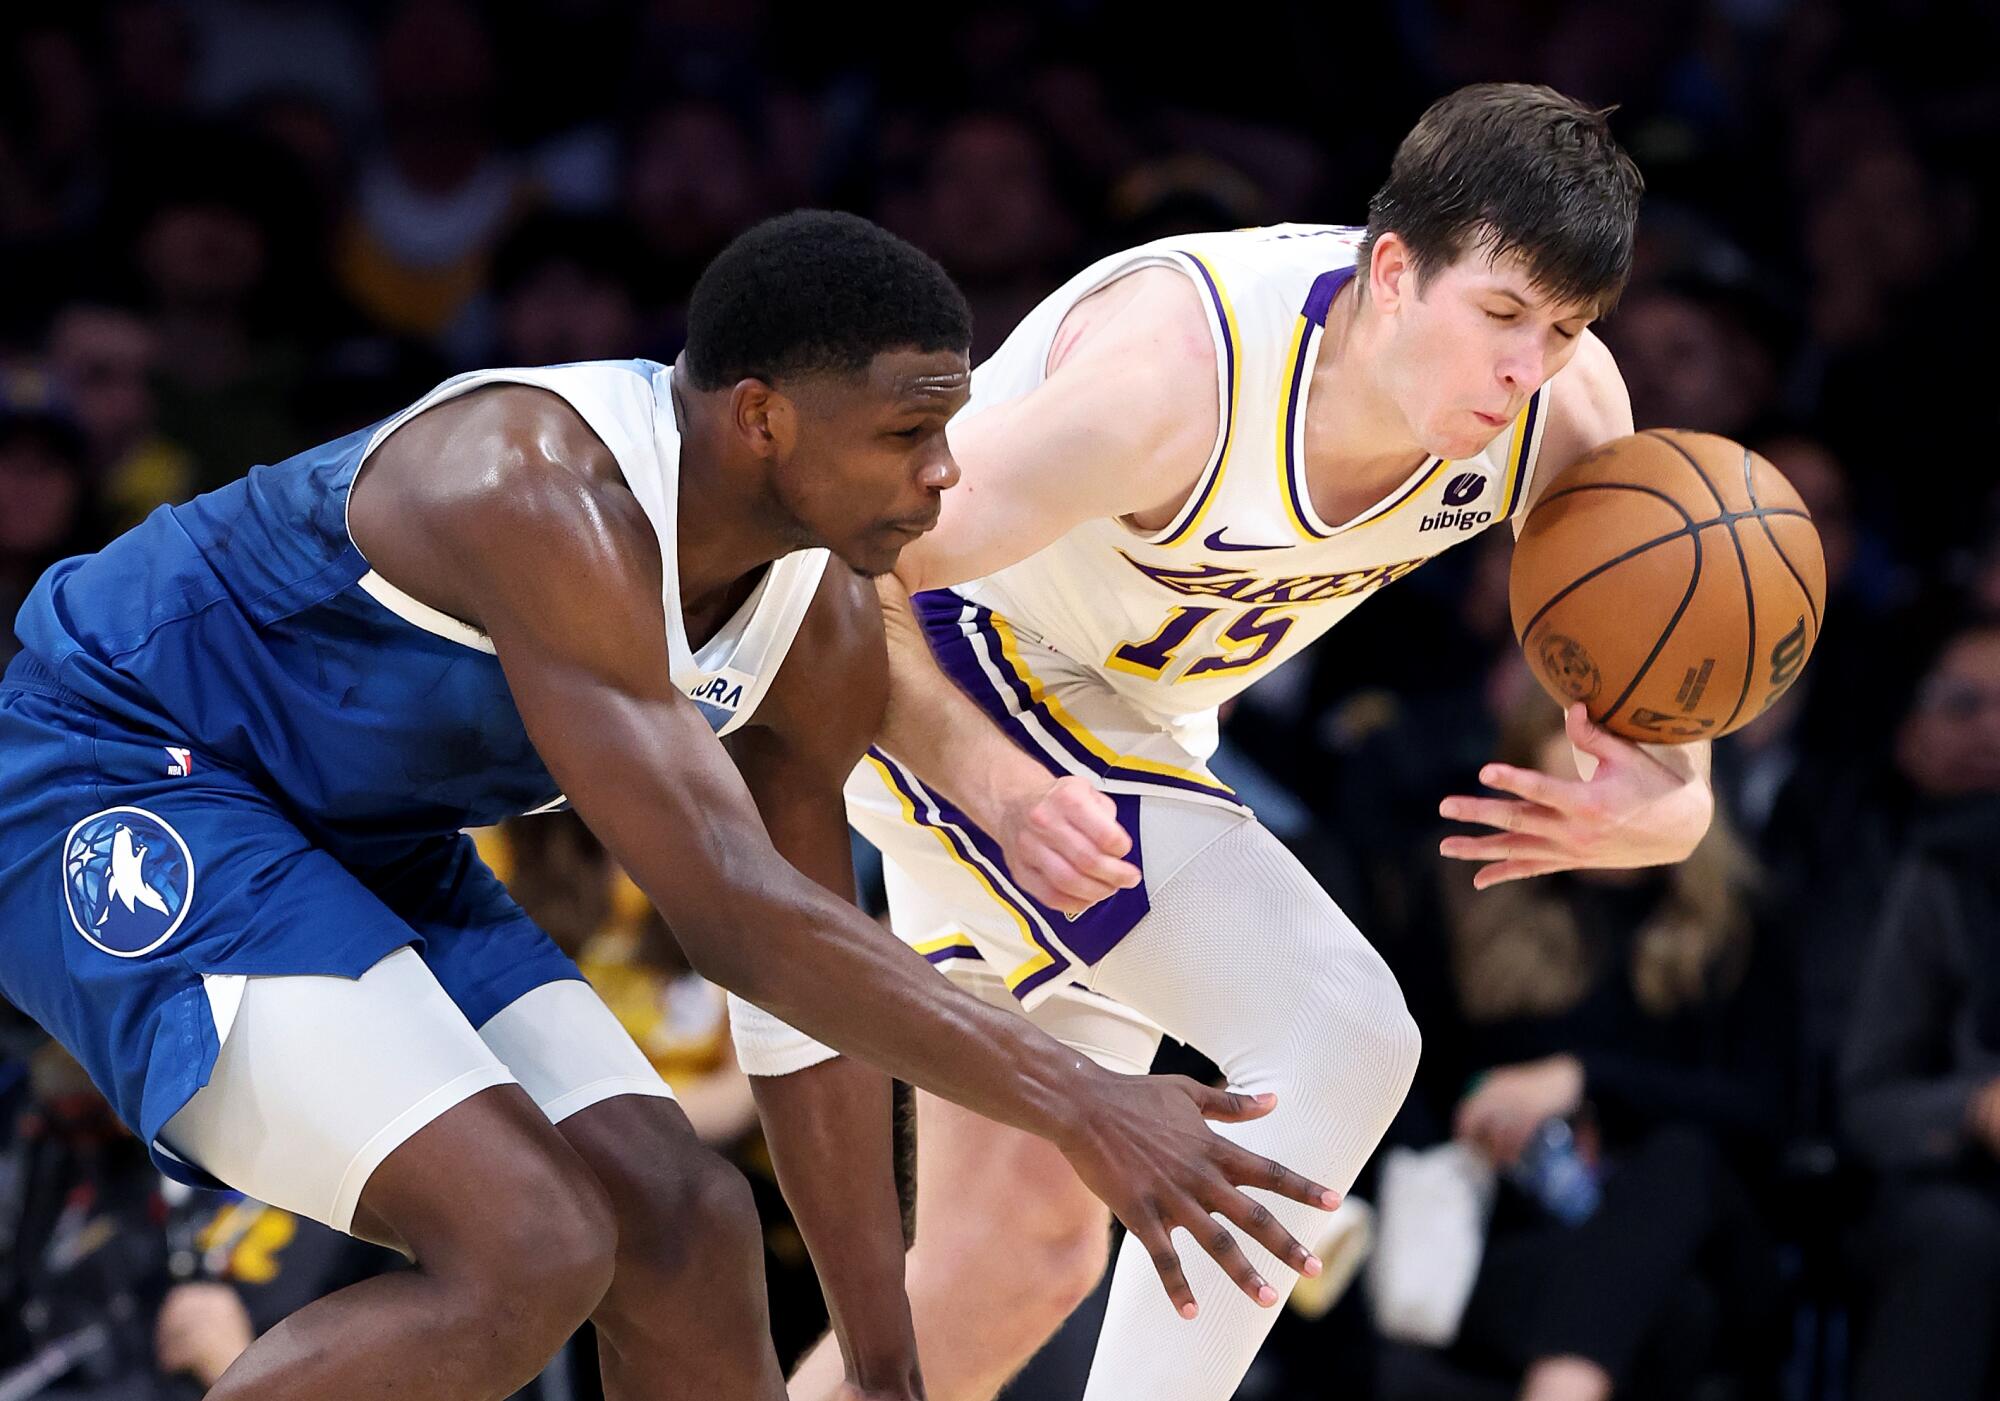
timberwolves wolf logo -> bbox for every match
[62,807,195,958]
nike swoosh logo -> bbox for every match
[1203,528,1295,553]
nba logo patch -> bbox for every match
[62,806,196,958]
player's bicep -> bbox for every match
[455,477,789,936]
[899,305,1218,593]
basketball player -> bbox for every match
[743,88,1717,1401]
[0,213,1336,1401]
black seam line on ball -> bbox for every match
[1720,511,1757,731]
[1643,429,1730,515]
[1743,443,1823,631]
[1598,524,1706,725]
[1517,500,1806,647]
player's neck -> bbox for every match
[668,365,808,611]
[1304,280,1431,486]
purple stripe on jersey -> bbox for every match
[869,748,1076,984]
[910,591,1238,802]
[1158,252,1238,545]
[1302,265,1357,327]
[1012,959,1069,1001]
[1503,390,1542,518]
[870,744,1154,976]
[1285,266,1360,538]
[924,944,985,966]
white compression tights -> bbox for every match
[1077,809,1421,1401]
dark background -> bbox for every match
[3,2,1999,1399]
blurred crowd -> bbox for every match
[3,1,1999,1398]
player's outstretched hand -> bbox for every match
[994,774,1141,915]
[1437,703,1712,888]
[1055,1070,1338,1317]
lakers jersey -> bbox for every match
[958,224,1550,757]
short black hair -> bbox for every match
[683,210,972,391]
[1359,84,1644,315]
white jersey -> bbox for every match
[959,224,1551,758]
[836,228,1552,1008]
[353,360,829,745]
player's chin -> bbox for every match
[834,528,912,579]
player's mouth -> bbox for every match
[886,511,939,537]
[1472,409,1511,429]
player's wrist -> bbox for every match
[960,742,1058,838]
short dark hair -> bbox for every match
[683,210,972,390]
[1359,84,1644,315]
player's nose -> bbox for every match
[918,451,961,493]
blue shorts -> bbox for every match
[0,671,583,1186]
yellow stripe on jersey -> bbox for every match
[863,755,1057,986]
[1276,313,1319,540]
[1498,396,1534,510]
[911,931,977,957]
[1157,252,1243,547]
[986,614,1233,794]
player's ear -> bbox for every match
[1371,232,1415,313]
[731,378,794,459]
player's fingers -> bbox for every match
[1131,1210,1199,1319]
[1054,782,1136,859]
[1208,1184,1324,1279]
[1477,762,1587,811]
[1437,794,1565,838]
[1021,849,1123,909]
[1471,857,1571,890]
[1168,1194,1281,1307]
[1191,1081,1277,1123]
[1219,1141,1340,1210]
[1052,829,1141,890]
[1439,832,1562,863]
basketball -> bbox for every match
[1511,429,1828,743]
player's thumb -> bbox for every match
[1564,701,1620,763]
[1195,1082,1277,1123]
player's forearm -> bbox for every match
[875,575,1049,831]
[677,858,1084,1145]
[751,1058,919,1388]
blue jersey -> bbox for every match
[0,360,830,1179]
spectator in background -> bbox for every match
[129,133,309,492]
[336,0,526,355]
[900,110,1079,358]
[1765,619,2000,1134]
[489,213,648,369]
[622,97,776,345]
[0,373,97,670]
[1392,695,1787,1401]
[1598,276,1779,442]
[1838,621,2000,1401]
[44,294,196,528]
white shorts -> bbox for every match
[158,947,673,1234]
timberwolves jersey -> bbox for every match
[959,224,1550,758]
[0,359,826,1178]
[10,360,829,851]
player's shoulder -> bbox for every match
[1546,330,1630,438]
[1050,264,1216,389]
[1538,329,1634,471]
